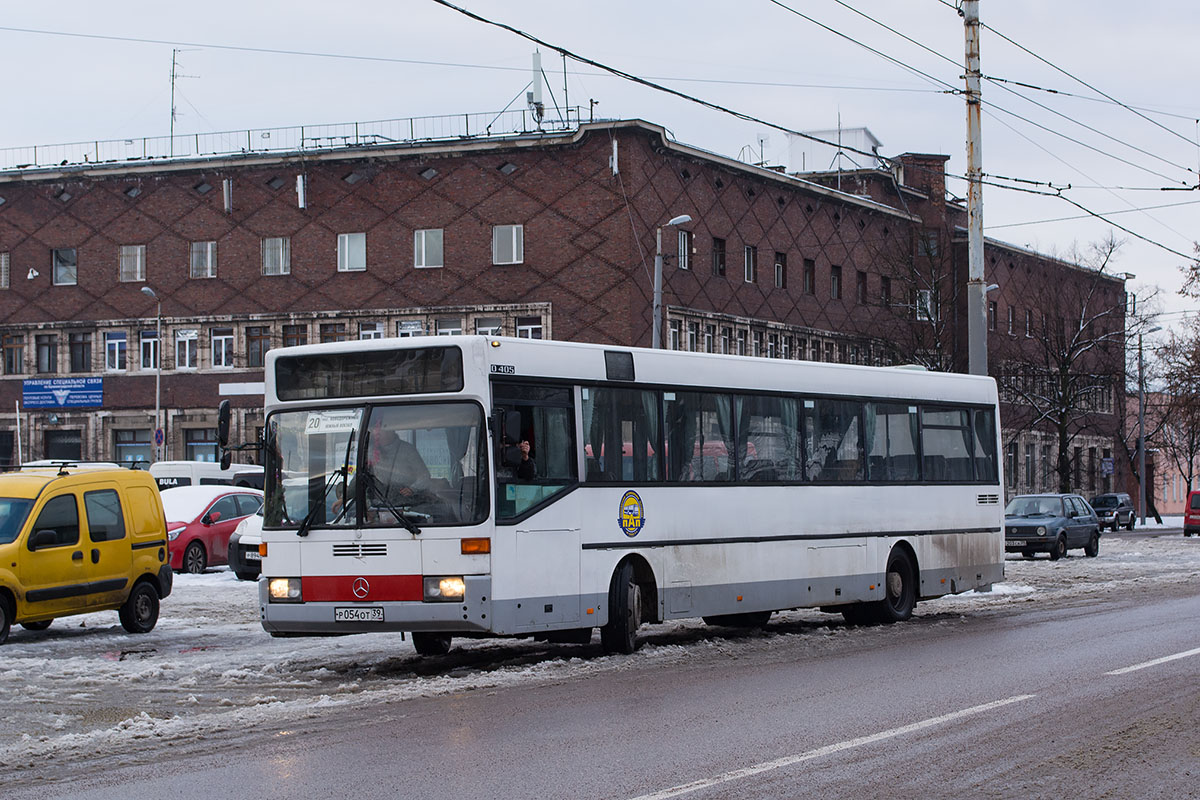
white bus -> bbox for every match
[241,336,1004,656]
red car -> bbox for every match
[161,486,263,573]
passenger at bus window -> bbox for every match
[499,437,537,481]
[371,433,433,500]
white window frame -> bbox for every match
[396,321,425,338]
[492,224,524,265]
[211,329,235,369]
[104,332,127,372]
[475,317,503,336]
[140,330,158,370]
[1,252,11,289]
[744,245,757,283]
[119,244,146,283]
[176,329,198,370]
[337,232,367,272]
[435,318,462,336]
[414,228,444,269]
[678,230,691,270]
[261,237,291,276]
[52,248,78,286]
[359,322,384,340]
[916,289,938,321]
[190,241,217,279]
[516,317,543,339]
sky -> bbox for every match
[0,0,1195,330]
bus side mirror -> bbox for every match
[504,411,522,443]
[217,400,231,449]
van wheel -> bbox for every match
[411,632,452,656]
[0,598,10,645]
[182,541,208,574]
[119,582,160,633]
[600,561,643,655]
[21,619,52,631]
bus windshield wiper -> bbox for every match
[296,430,356,538]
[362,467,422,536]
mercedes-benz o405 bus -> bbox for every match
[244,336,1004,656]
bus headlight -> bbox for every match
[423,576,465,602]
[268,577,303,602]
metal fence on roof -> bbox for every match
[0,108,587,172]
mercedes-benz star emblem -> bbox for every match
[352,577,370,599]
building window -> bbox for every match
[752,331,762,357]
[825,342,835,362]
[114,429,152,466]
[1006,441,1018,487]
[139,330,158,370]
[920,231,939,259]
[119,244,146,282]
[881,276,891,306]
[516,317,543,339]
[262,237,291,276]
[475,317,503,335]
[52,248,78,285]
[916,289,937,321]
[712,237,726,276]
[0,252,9,289]
[782,335,792,360]
[246,326,270,367]
[1,331,28,375]
[69,332,92,373]
[359,322,384,340]
[687,322,698,352]
[282,324,308,348]
[1025,309,1033,337]
[668,320,680,351]
[704,324,715,353]
[736,329,747,356]
[435,318,462,336]
[211,327,234,368]
[190,241,217,278]
[104,331,127,372]
[774,253,787,288]
[492,225,523,265]
[44,429,82,461]
[856,270,867,304]
[185,428,219,462]
[0,430,14,468]
[678,230,692,270]
[35,334,57,374]
[988,301,997,331]
[803,259,815,295]
[744,245,757,283]
[830,265,842,300]
[1007,306,1016,335]
[337,232,367,272]
[414,228,444,269]
[1025,443,1035,488]
[767,332,778,358]
[319,323,347,343]
[176,329,198,369]
[396,321,424,337]
[720,327,730,355]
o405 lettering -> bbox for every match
[490,364,516,375]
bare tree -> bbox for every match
[1154,321,1200,492]
[873,222,960,372]
[993,235,1131,493]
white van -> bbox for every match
[149,460,263,491]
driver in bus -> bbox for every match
[370,431,433,502]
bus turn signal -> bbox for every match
[461,537,491,554]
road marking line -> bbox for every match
[628,694,1036,800]
[1105,646,1200,676]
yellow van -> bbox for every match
[0,465,173,644]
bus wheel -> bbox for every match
[874,547,917,624]
[601,561,642,655]
[412,632,452,656]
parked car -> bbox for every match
[1185,490,1200,537]
[160,486,263,574]
[150,460,264,491]
[227,507,263,581]
[0,465,172,644]
[1004,493,1102,559]
[1089,492,1135,531]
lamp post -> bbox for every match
[140,286,162,462]
[1138,324,1162,526]
[652,214,693,349]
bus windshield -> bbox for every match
[264,402,488,529]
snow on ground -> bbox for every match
[1,525,1197,773]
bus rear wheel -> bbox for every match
[601,561,642,655]
[872,547,917,624]
[411,632,452,656]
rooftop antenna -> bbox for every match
[527,50,545,127]
[169,48,199,157]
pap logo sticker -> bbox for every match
[618,491,644,537]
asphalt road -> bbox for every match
[11,573,1198,800]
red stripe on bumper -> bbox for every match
[303,575,423,602]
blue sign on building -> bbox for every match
[23,377,104,408]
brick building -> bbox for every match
[0,117,1127,494]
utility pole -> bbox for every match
[963,0,987,376]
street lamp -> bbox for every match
[652,214,693,349]
[140,286,162,462]
[1138,324,1162,525]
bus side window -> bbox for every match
[492,383,577,520]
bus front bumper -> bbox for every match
[259,575,492,635]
